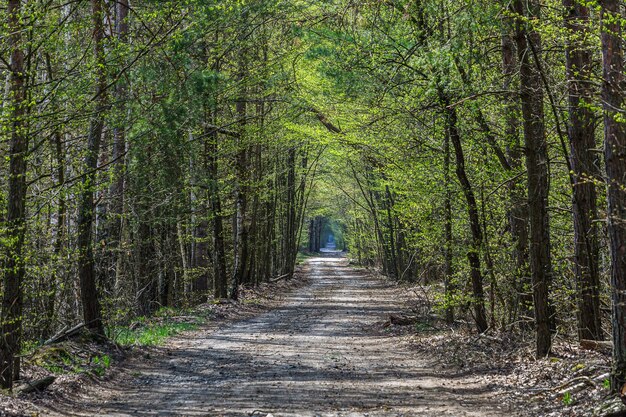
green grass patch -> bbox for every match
[111,322,199,347]
[91,354,111,376]
[31,346,88,375]
[107,305,210,347]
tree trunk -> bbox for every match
[281,147,297,277]
[44,53,65,338]
[443,124,455,324]
[501,3,531,322]
[444,100,488,334]
[231,25,249,299]
[0,0,28,389]
[563,0,602,341]
[600,0,626,391]
[109,0,129,296]
[514,0,553,356]
[192,220,209,294]
[77,0,107,337]
[207,121,228,299]
[308,219,315,252]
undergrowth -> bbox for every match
[107,306,207,346]
[110,322,199,346]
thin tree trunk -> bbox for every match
[443,98,488,334]
[281,147,297,277]
[208,132,227,300]
[45,53,65,338]
[110,0,129,296]
[231,24,249,298]
[443,125,455,324]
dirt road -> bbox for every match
[38,253,513,416]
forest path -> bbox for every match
[40,253,512,417]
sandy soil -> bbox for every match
[30,253,517,417]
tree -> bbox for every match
[600,0,626,390]
[563,0,602,341]
[0,0,29,390]
[77,0,107,337]
[513,0,553,356]
[441,92,488,334]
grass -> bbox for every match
[107,305,209,347]
[111,321,199,346]
[91,355,111,376]
[26,306,206,379]
[33,346,89,375]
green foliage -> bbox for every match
[31,346,85,375]
[114,323,198,346]
[107,306,207,346]
[91,355,111,376]
[0,0,618,398]
[562,391,573,406]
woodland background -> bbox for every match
[1,0,626,402]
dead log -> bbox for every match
[580,339,612,353]
[44,323,86,345]
[16,376,56,394]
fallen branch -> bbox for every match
[44,323,86,345]
[16,376,56,394]
[581,339,612,353]
[553,375,596,394]
[270,273,291,283]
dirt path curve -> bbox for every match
[40,253,513,417]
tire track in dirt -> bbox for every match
[37,253,515,417]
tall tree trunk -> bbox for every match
[110,0,129,296]
[563,0,602,341]
[443,124,455,324]
[77,0,107,337]
[281,147,297,277]
[514,0,553,356]
[383,184,400,279]
[44,53,65,338]
[231,22,249,299]
[192,219,209,294]
[501,3,531,322]
[207,121,228,299]
[308,219,315,252]
[0,0,28,389]
[600,0,626,391]
[443,99,488,334]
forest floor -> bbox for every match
[1,252,620,416]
